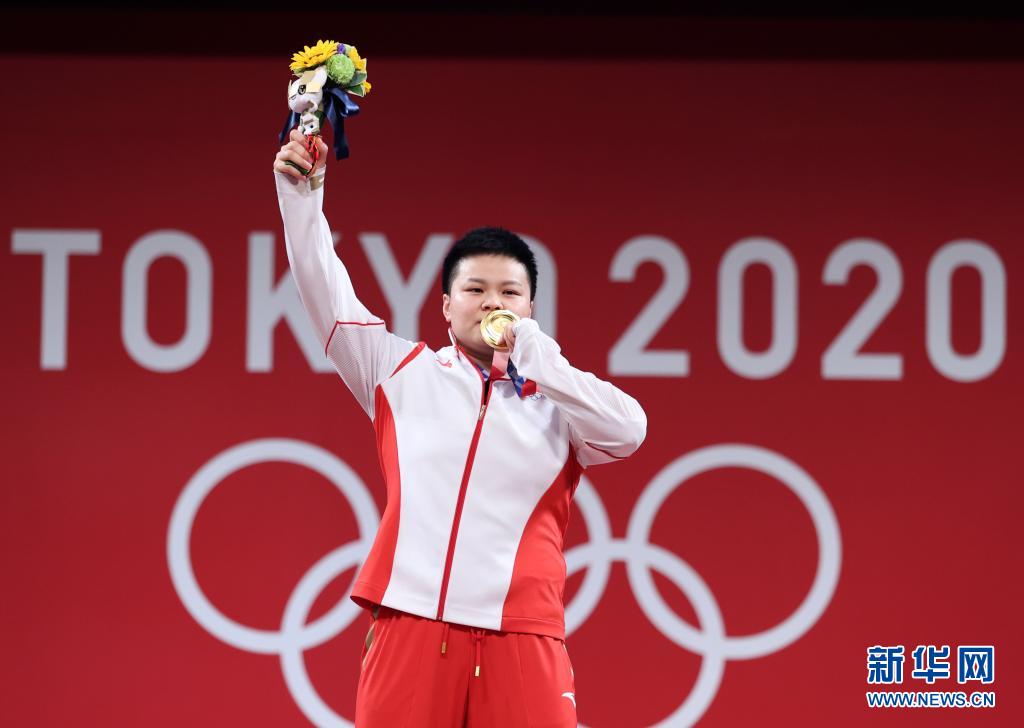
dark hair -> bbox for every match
[441,226,538,300]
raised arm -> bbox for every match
[274,130,416,418]
[508,318,647,467]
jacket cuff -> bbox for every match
[274,166,325,197]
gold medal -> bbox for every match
[480,310,520,350]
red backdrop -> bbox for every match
[2,55,1020,726]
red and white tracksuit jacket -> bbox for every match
[276,169,647,640]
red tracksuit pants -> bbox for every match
[355,606,577,727]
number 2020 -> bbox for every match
[608,237,1006,382]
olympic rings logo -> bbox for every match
[167,439,841,727]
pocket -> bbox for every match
[360,616,378,670]
[560,640,575,687]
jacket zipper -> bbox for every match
[436,377,492,620]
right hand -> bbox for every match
[273,129,329,182]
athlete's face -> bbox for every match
[443,254,534,363]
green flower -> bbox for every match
[326,54,356,86]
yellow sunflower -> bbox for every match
[346,44,367,73]
[290,40,340,73]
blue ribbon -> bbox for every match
[278,86,361,160]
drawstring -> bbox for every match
[438,621,487,677]
[470,628,485,677]
[440,623,450,655]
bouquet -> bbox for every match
[279,39,372,172]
